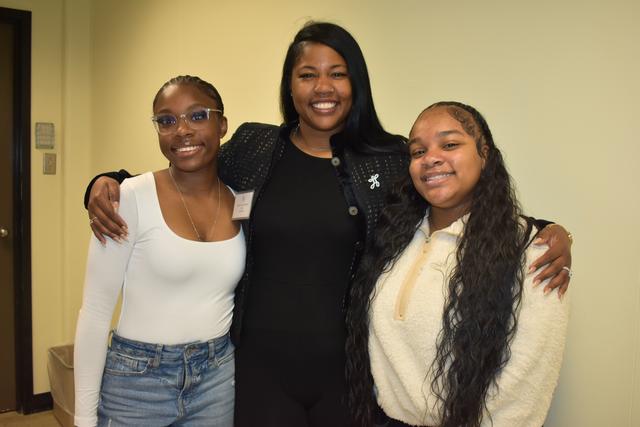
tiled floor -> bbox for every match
[0,411,59,427]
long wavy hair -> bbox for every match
[279,21,404,152]
[346,101,534,427]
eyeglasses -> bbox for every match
[151,108,222,135]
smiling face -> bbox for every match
[290,42,353,136]
[408,107,487,221]
[154,83,227,172]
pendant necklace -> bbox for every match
[168,166,221,242]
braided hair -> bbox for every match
[152,75,224,113]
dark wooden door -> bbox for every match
[0,18,17,413]
[0,6,35,414]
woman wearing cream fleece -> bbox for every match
[346,102,570,427]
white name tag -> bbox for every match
[232,190,255,220]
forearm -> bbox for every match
[83,169,134,209]
[74,238,132,426]
[73,303,112,427]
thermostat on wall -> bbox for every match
[35,122,55,149]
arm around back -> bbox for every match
[85,170,135,243]
[83,169,133,209]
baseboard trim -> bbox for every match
[23,392,52,414]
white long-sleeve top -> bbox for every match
[73,172,245,427]
[369,214,569,427]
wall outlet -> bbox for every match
[43,153,56,175]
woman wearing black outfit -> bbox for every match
[85,22,573,427]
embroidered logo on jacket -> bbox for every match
[368,174,380,189]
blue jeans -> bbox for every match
[97,332,234,426]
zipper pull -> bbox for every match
[423,235,431,253]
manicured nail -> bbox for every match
[533,237,543,245]
[528,265,536,274]
[533,278,541,287]
[543,287,551,295]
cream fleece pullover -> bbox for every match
[369,214,569,426]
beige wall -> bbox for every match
[2,0,639,424]
[0,0,92,394]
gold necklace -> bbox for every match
[168,167,221,242]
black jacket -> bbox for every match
[218,122,409,344]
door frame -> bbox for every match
[0,6,50,414]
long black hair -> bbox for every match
[279,21,404,151]
[346,101,534,427]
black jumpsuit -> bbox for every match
[234,139,359,427]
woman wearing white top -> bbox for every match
[346,102,570,427]
[74,76,245,427]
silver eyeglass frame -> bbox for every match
[151,108,222,134]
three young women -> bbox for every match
[83,22,573,427]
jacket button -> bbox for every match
[331,157,341,167]
[348,206,359,216]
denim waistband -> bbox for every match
[109,331,230,366]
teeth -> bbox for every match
[312,102,337,109]
[175,146,199,153]
[422,173,453,182]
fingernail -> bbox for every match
[528,265,536,274]
[543,287,551,295]
[533,238,543,245]
[533,279,541,287]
